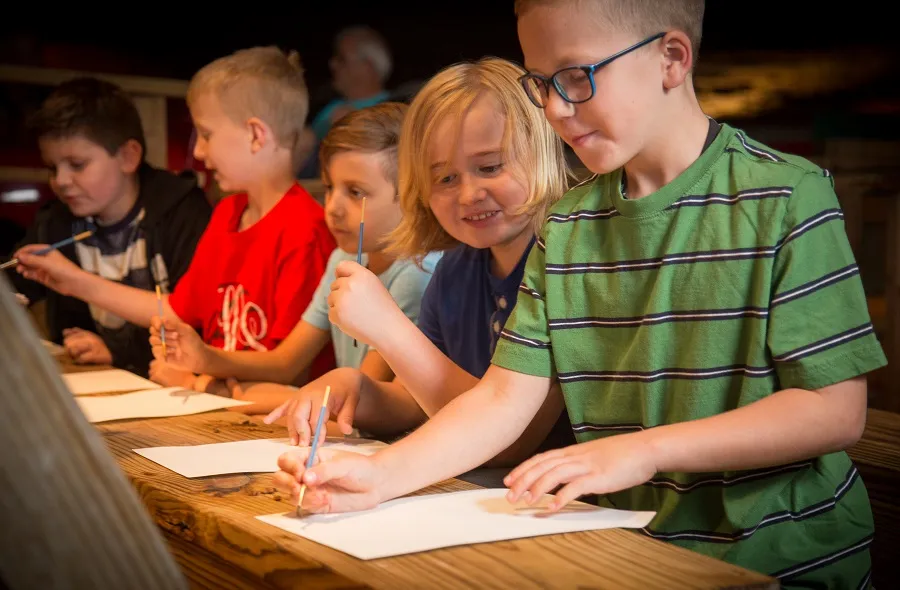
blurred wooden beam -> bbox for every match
[0,64,188,97]
[0,166,49,184]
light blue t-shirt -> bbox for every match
[302,248,442,369]
[310,91,390,141]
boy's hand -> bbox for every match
[274,448,384,514]
[264,378,359,446]
[148,359,195,389]
[503,432,658,512]
[15,246,87,297]
[327,261,404,345]
[63,328,113,365]
[149,316,210,374]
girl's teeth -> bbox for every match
[467,211,497,221]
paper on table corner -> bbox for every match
[75,387,253,423]
[131,436,388,478]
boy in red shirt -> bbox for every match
[15,46,336,389]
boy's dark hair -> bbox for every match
[28,77,147,160]
[514,0,705,63]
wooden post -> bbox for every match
[132,95,168,170]
[0,275,187,589]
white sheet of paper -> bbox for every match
[62,369,161,395]
[257,488,656,560]
[76,387,252,423]
[133,437,387,478]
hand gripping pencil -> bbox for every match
[297,385,331,516]
[0,230,94,271]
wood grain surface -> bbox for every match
[88,405,778,590]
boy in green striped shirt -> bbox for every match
[274,1,884,586]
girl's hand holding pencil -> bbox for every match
[327,260,404,346]
[149,316,211,374]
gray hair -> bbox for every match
[337,26,393,82]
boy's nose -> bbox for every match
[542,89,575,123]
[192,138,207,161]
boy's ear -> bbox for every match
[117,139,143,174]
[660,31,694,90]
[247,117,269,154]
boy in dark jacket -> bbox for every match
[7,77,211,377]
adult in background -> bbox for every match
[296,26,392,178]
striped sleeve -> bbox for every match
[767,171,887,390]
[490,234,555,378]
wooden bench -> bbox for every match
[848,408,900,587]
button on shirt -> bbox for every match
[417,239,535,379]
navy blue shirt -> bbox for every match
[418,240,532,379]
[417,238,576,452]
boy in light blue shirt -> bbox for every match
[150,102,439,415]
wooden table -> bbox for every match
[64,364,777,589]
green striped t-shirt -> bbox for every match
[491,122,884,588]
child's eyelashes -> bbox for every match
[433,163,503,187]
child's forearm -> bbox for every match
[374,315,479,416]
[352,376,428,437]
[75,272,166,327]
[371,365,552,503]
[644,378,868,474]
[202,322,329,384]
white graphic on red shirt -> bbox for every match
[218,284,268,351]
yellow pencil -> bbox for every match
[155,284,167,358]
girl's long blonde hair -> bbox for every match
[386,57,571,261]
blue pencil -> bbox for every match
[297,385,331,517]
[0,229,94,270]
[353,198,366,348]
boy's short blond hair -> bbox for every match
[187,46,309,157]
[319,102,408,188]
[387,57,570,260]
[514,0,705,61]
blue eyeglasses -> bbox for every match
[519,32,666,108]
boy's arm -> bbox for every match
[644,378,867,473]
[312,365,553,506]
[200,320,330,383]
[358,350,395,383]
[15,247,170,327]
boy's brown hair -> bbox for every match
[386,57,570,262]
[28,77,146,161]
[319,102,408,187]
[187,46,309,162]
[514,0,705,60]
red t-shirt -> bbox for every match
[168,183,336,380]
